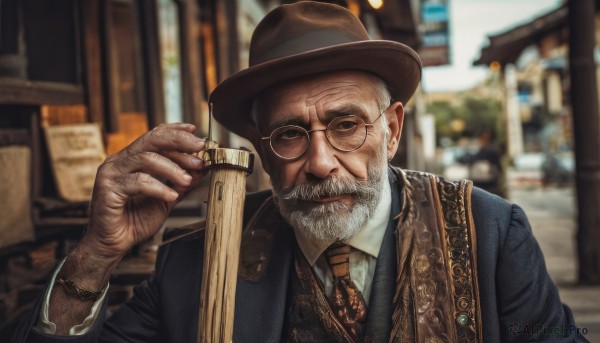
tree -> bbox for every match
[460,96,501,137]
[426,96,501,143]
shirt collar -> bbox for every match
[293,176,392,266]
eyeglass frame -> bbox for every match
[260,110,385,160]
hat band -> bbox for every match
[251,29,370,66]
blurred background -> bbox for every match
[0,0,599,340]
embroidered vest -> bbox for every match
[283,244,354,343]
[238,169,483,343]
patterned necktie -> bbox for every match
[325,242,368,341]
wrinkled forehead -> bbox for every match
[254,70,381,126]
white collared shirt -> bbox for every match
[293,178,392,304]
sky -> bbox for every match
[422,0,563,93]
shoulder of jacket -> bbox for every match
[469,186,514,230]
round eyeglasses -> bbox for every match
[261,112,384,160]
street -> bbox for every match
[508,171,600,341]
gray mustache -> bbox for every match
[282,176,372,202]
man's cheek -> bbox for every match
[341,157,370,181]
[269,166,291,192]
[277,162,305,186]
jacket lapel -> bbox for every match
[233,201,295,343]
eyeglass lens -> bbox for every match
[269,116,368,159]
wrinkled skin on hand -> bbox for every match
[46,123,209,334]
[82,123,207,259]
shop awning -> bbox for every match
[474,6,567,66]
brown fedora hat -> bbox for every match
[209,1,422,140]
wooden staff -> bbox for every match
[196,140,254,343]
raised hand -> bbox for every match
[82,122,207,259]
[49,123,207,334]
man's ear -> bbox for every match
[385,101,404,160]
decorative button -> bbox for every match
[456,314,469,326]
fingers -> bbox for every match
[113,123,205,159]
[159,122,196,132]
[112,151,200,188]
[97,123,209,205]
[162,151,205,171]
[170,169,208,198]
[114,172,180,203]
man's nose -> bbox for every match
[303,130,339,178]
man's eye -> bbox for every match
[277,128,305,140]
[332,120,359,131]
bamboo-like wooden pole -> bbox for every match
[197,146,253,343]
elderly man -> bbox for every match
[12,2,587,342]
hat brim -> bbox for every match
[209,40,422,140]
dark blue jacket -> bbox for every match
[12,170,588,342]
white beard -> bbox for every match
[272,141,388,242]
